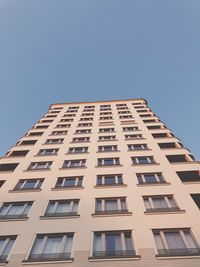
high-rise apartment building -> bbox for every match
[0,98,200,267]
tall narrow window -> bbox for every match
[28,233,74,261]
[0,236,16,263]
[153,229,200,256]
[92,231,135,258]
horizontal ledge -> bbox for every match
[137,182,171,187]
[96,151,121,153]
[59,167,87,170]
[92,212,132,217]
[22,258,73,264]
[131,163,160,166]
[88,255,141,261]
[40,215,80,220]
[51,187,84,191]
[156,255,200,260]
[95,165,123,168]
[9,189,42,193]
[66,152,89,154]
[94,184,127,189]
[144,210,185,215]
[0,217,28,222]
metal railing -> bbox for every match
[93,250,136,258]
[28,252,71,261]
[157,248,200,256]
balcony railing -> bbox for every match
[0,214,27,219]
[28,252,71,261]
[0,255,8,263]
[92,250,136,258]
[145,207,180,213]
[157,248,200,256]
[94,209,129,215]
[44,212,78,217]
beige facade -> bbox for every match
[0,98,200,267]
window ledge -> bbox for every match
[0,217,28,222]
[182,181,200,185]
[169,161,199,165]
[22,258,73,264]
[96,150,120,153]
[66,152,89,155]
[144,210,185,215]
[125,138,146,141]
[97,140,118,142]
[34,154,58,157]
[137,182,170,187]
[127,149,152,152]
[88,255,141,261]
[94,184,127,189]
[0,260,8,265]
[92,212,132,217]
[70,141,91,144]
[156,254,200,260]
[51,186,84,191]
[42,143,63,145]
[96,165,123,168]
[60,167,87,170]
[40,215,80,220]
[131,163,160,166]
[9,189,42,193]
[24,169,51,172]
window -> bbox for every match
[176,171,200,183]
[117,107,129,110]
[27,132,43,136]
[45,115,57,118]
[39,119,53,123]
[132,156,156,165]
[137,173,165,184]
[99,112,112,116]
[97,158,120,166]
[44,200,79,217]
[0,236,16,263]
[118,111,131,114]
[139,114,154,118]
[99,116,113,120]
[158,142,182,149]
[66,109,78,113]
[95,197,128,215]
[75,129,91,134]
[0,180,5,188]
[72,137,90,143]
[116,103,127,107]
[99,128,115,133]
[99,121,114,126]
[83,109,95,112]
[7,150,29,157]
[136,109,149,113]
[63,114,76,118]
[0,163,19,172]
[51,131,67,136]
[84,105,95,108]
[77,123,92,127]
[62,159,86,168]
[153,229,200,256]
[125,134,143,140]
[100,108,111,111]
[147,125,165,130]
[68,106,79,109]
[143,195,179,212]
[68,147,88,153]
[81,113,94,116]
[128,144,148,151]
[18,140,37,146]
[56,124,70,128]
[143,119,158,123]
[49,110,61,114]
[100,105,111,108]
[123,127,139,132]
[98,135,116,141]
[45,139,64,144]
[191,194,200,209]
[96,174,123,186]
[152,133,172,138]
[0,201,32,219]
[28,233,73,261]
[92,231,135,258]
[34,125,49,129]
[60,118,73,122]
[119,115,133,119]
[51,107,63,110]
[55,176,83,188]
[14,179,44,191]
[80,117,93,121]
[166,154,194,163]
[98,145,118,152]
[133,104,146,107]
[27,161,52,170]
[37,149,59,156]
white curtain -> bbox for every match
[105,234,122,251]
[94,235,101,252]
[153,198,167,209]
[2,239,15,257]
[64,236,73,253]
[154,233,165,250]
[165,232,186,249]
[31,237,44,254]
[184,231,197,248]
[44,237,62,254]
[105,200,117,211]
[8,205,24,215]
[56,202,71,213]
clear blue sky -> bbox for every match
[0,0,199,159]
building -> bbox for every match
[0,98,200,267]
